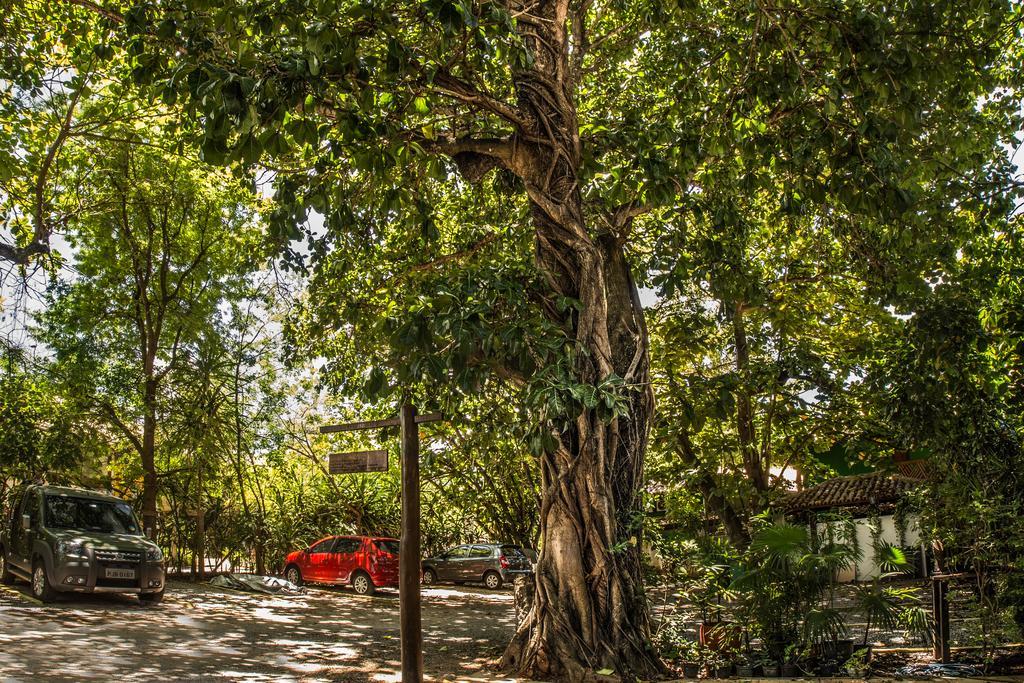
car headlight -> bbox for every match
[146,546,164,562]
[57,540,87,559]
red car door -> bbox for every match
[303,537,336,582]
[318,537,344,583]
[331,537,362,582]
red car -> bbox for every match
[283,535,400,595]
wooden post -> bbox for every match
[931,577,951,663]
[399,402,424,682]
[320,407,440,681]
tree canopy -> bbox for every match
[1,0,1023,678]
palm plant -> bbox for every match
[803,607,848,647]
[854,541,929,646]
[732,521,855,663]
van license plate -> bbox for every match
[105,568,135,579]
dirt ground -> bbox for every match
[0,579,521,682]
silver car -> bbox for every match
[421,543,532,589]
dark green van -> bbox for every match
[0,485,165,604]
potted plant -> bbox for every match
[734,651,759,677]
[730,522,854,669]
[853,541,930,658]
[780,644,804,677]
[679,559,737,648]
[679,640,702,679]
[813,640,852,675]
[758,656,781,677]
[843,647,872,678]
[702,650,732,679]
[803,606,849,675]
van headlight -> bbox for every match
[146,546,164,562]
[57,541,87,559]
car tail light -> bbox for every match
[499,554,509,569]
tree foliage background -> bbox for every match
[2,0,1024,677]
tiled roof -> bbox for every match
[783,472,922,513]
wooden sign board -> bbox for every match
[329,450,389,474]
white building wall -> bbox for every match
[818,513,922,582]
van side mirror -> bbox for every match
[21,514,31,531]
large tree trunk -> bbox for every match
[498,3,664,678]
[503,228,662,680]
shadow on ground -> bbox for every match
[0,579,521,682]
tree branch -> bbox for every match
[415,134,525,181]
[596,200,653,243]
[62,0,124,23]
[1,68,89,265]
[408,231,501,273]
[429,70,535,130]
[98,402,145,457]
[0,241,50,266]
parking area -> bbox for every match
[0,579,520,682]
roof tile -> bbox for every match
[784,472,922,512]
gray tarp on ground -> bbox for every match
[897,663,982,678]
[209,573,305,595]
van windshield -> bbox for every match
[45,496,142,536]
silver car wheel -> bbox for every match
[32,566,45,597]
[286,567,300,585]
[485,572,500,589]
[353,574,370,594]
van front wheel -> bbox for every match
[32,561,57,603]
